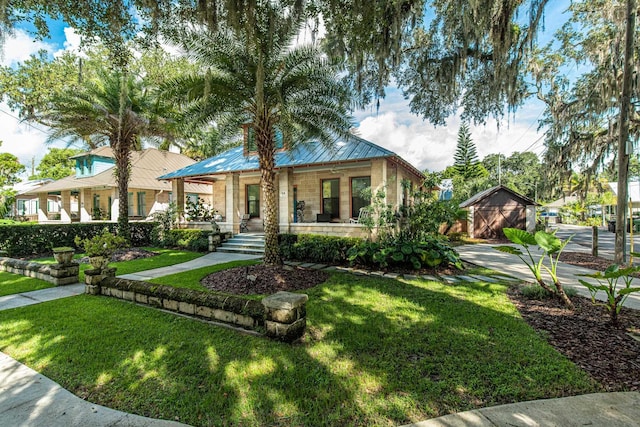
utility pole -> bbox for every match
[614,0,636,264]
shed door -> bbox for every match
[474,207,525,239]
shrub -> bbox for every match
[74,228,127,257]
[279,234,360,264]
[0,222,157,257]
[163,229,210,252]
[347,234,463,271]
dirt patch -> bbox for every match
[559,251,617,271]
[200,265,329,295]
[508,287,640,391]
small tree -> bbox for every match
[495,228,574,309]
[453,123,484,180]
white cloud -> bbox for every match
[355,90,547,172]
[1,31,68,179]
[1,29,54,66]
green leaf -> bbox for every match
[534,231,562,254]
[619,287,640,296]
[503,228,536,246]
[401,244,414,255]
[493,246,523,255]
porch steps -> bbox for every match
[217,233,265,255]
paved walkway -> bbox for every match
[456,243,640,311]
[2,248,640,426]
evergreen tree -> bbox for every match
[453,123,483,179]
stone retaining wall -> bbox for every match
[89,276,307,342]
[0,257,79,286]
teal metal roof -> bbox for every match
[159,135,423,180]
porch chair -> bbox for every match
[239,213,250,232]
[349,207,370,224]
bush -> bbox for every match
[163,229,210,252]
[279,234,361,264]
[0,222,158,257]
[347,235,463,271]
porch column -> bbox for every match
[80,188,92,222]
[370,158,388,221]
[111,188,119,222]
[172,178,185,223]
[226,173,240,233]
[278,168,292,232]
[37,193,48,222]
[61,190,72,222]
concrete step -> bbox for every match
[217,233,265,255]
[217,246,265,255]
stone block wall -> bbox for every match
[89,276,307,342]
[0,257,79,286]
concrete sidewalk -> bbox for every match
[0,352,189,427]
[456,243,640,311]
[403,392,640,426]
[0,284,85,312]
[117,251,261,281]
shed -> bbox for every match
[460,185,538,239]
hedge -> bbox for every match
[279,234,361,264]
[162,229,210,252]
[0,222,158,257]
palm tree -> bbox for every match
[166,4,353,265]
[40,69,171,240]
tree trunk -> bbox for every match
[614,0,636,264]
[254,53,282,266]
[115,142,131,242]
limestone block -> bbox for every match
[52,276,78,286]
[178,301,195,315]
[163,299,179,311]
[85,284,100,295]
[265,318,306,342]
[235,314,256,328]
[122,290,135,301]
[135,293,148,304]
[262,292,308,323]
[109,288,123,299]
[148,297,162,308]
[196,305,213,319]
[213,309,234,323]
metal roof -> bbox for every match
[459,185,538,208]
[25,148,210,195]
[158,135,424,181]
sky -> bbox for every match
[0,2,572,179]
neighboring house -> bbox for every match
[159,133,425,237]
[460,185,537,239]
[24,147,211,223]
[7,179,57,221]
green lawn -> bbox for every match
[148,259,261,292]
[0,273,599,427]
[34,247,205,281]
[0,272,53,297]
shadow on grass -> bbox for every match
[0,273,598,427]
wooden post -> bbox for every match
[592,226,599,257]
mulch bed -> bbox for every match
[200,265,329,295]
[508,287,640,392]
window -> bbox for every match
[351,177,371,218]
[17,200,26,215]
[322,178,340,219]
[137,192,146,216]
[128,192,134,216]
[246,184,260,218]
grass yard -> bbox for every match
[34,248,205,281]
[148,259,261,292]
[0,271,53,297]
[0,274,599,426]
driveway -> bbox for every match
[551,223,640,262]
